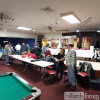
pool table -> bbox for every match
[0,72,41,100]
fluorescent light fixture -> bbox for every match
[16,26,32,31]
[32,30,36,31]
[97,30,100,33]
[61,12,81,24]
[76,29,80,32]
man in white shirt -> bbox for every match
[15,43,21,55]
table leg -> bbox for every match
[41,67,46,80]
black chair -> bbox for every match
[77,62,94,88]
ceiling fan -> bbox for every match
[40,17,92,33]
[40,18,70,33]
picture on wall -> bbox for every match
[82,37,91,49]
[61,38,68,47]
[72,38,79,49]
[51,39,59,48]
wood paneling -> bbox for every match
[62,32,100,46]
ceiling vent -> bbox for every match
[40,6,54,12]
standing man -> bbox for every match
[65,44,76,90]
[4,42,11,65]
[33,43,42,58]
[42,38,48,54]
[15,43,21,55]
[21,43,27,53]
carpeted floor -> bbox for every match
[0,60,100,100]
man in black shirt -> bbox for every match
[33,43,42,58]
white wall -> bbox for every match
[43,33,76,44]
[43,33,76,40]
[0,30,37,39]
[43,33,60,40]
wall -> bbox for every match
[43,33,76,44]
[0,37,35,48]
[62,32,100,47]
[0,30,37,48]
[43,32,100,48]
[0,30,37,39]
[62,36,76,44]
[43,33,60,40]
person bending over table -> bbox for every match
[21,50,31,70]
[45,46,51,61]
[55,48,65,80]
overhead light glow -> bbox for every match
[97,30,100,33]
[16,26,32,31]
[4,29,7,32]
[76,29,80,32]
[61,12,80,24]
[32,30,36,31]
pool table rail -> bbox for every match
[7,72,41,100]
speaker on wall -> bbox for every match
[37,35,44,41]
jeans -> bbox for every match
[45,57,50,61]
[68,64,76,86]
[11,50,15,54]
[16,50,20,55]
[42,47,46,54]
[4,55,9,64]
[56,62,63,79]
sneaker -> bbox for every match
[6,64,10,66]
[64,79,69,82]
[70,85,76,90]
[66,82,71,86]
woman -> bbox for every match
[45,46,51,61]
[27,50,37,59]
[56,48,65,79]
